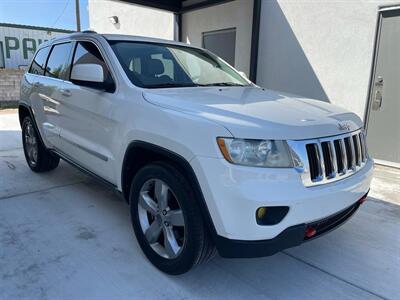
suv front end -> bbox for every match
[191,129,373,258]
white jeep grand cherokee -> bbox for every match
[19,32,373,274]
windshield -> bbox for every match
[109,41,251,88]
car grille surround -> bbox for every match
[288,130,369,187]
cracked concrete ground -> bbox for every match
[0,110,399,300]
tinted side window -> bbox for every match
[29,47,50,75]
[72,41,111,81]
[45,43,72,79]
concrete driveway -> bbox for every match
[0,110,399,300]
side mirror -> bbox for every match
[71,63,104,83]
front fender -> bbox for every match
[115,101,232,190]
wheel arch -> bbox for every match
[18,103,45,146]
[18,103,31,127]
[121,140,218,238]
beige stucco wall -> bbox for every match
[87,0,398,120]
[257,0,399,119]
[181,0,254,76]
[88,0,175,40]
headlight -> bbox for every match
[217,138,293,168]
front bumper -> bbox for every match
[191,156,373,242]
[215,196,365,258]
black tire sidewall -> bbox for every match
[22,116,59,172]
[130,162,205,275]
[22,117,40,170]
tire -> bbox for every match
[22,116,60,172]
[129,161,215,275]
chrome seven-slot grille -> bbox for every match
[288,130,368,187]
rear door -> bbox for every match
[25,46,50,142]
[36,42,74,148]
[57,40,117,182]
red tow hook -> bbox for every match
[358,191,370,205]
[305,226,317,238]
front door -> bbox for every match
[366,8,400,166]
[58,40,117,183]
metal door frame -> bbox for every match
[201,27,237,47]
[201,27,237,66]
[364,4,400,168]
[364,4,400,130]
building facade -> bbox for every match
[0,23,72,69]
[88,0,400,166]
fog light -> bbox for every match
[256,206,289,225]
[256,207,267,219]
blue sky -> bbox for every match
[0,0,89,31]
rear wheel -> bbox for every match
[22,116,59,172]
[130,162,215,274]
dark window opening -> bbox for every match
[45,43,72,79]
[29,46,50,75]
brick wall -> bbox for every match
[0,69,25,104]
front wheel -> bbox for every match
[129,162,215,275]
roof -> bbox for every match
[0,22,74,34]
[118,0,233,13]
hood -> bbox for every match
[142,86,363,140]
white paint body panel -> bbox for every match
[20,33,373,241]
[192,157,373,240]
[143,87,363,140]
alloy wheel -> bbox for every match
[137,179,185,259]
[24,121,38,167]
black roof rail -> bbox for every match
[81,30,97,34]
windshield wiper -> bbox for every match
[146,82,199,89]
[198,82,247,87]
[146,82,248,89]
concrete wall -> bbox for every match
[88,0,175,40]
[257,0,398,119]
[182,0,254,76]
[0,69,24,103]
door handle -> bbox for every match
[372,76,383,111]
[33,82,40,88]
[59,88,71,97]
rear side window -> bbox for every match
[71,41,112,82]
[45,43,73,79]
[29,47,50,75]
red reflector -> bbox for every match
[358,196,367,204]
[305,226,317,238]
[359,191,369,204]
